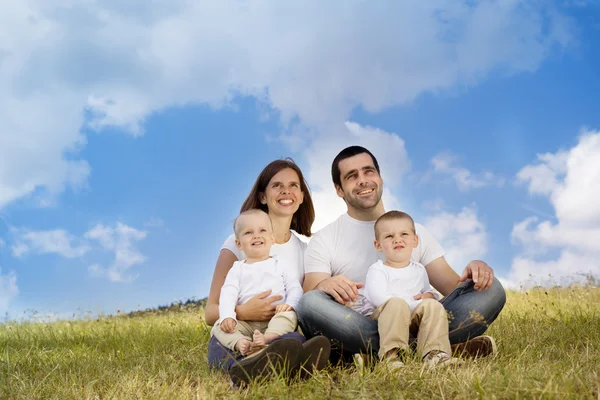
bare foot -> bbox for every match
[252,330,266,347]
[236,338,251,355]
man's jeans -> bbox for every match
[207,331,306,372]
[296,278,506,362]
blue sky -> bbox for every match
[1,1,600,320]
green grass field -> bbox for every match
[1,286,599,399]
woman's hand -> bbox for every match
[235,290,283,321]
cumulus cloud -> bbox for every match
[0,1,574,212]
[307,122,408,232]
[0,267,19,314]
[11,229,90,258]
[429,152,505,191]
[511,130,600,287]
[423,206,488,273]
[85,223,148,282]
[6,222,148,282]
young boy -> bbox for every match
[363,210,461,369]
[212,209,303,356]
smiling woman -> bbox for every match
[204,159,329,385]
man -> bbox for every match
[296,145,506,364]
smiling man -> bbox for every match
[296,145,507,364]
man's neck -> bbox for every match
[347,202,385,222]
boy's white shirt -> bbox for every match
[221,230,307,284]
[218,256,304,323]
[363,260,439,315]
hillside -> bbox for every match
[1,287,598,399]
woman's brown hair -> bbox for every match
[240,159,315,237]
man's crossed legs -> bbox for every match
[296,278,506,364]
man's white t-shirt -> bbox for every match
[304,213,445,315]
[218,257,304,323]
[221,230,308,284]
[364,260,439,315]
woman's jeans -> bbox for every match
[296,278,506,362]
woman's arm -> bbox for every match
[205,249,238,326]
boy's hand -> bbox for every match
[275,304,293,313]
[220,318,237,333]
[413,292,436,300]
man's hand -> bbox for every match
[315,275,364,305]
[236,289,282,321]
[220,318,236,333]
[413,292,436,300]
[275,304,293,313]
[460,260,494,291]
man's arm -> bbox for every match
[303,272,331,292]
[303,234,362,304]
[425,256,495,296]
[424,256,460,297]
[304,272,363,304]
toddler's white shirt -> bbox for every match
[218,257,303,322]
[364,260,439,314]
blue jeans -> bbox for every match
[296,278,506,362]
[207,331,306,372]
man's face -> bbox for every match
[335,152,383,211]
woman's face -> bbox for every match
[260,168,305,218]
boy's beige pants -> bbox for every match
[371,298,451,359]
[211,311,297,351]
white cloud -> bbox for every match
[0,267,19,314]
[511,130,600,287]
[429,152,505,191]
[423,206,488,273]
[85,223,148,282]
[11,229,90,258]
[6,221,148,282]
[0,1,574,212]
[0,238,5,248]
[307,122,408,232]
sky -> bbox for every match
[1,0,600,320]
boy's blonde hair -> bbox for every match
[374,210,416,239]
[233,209,273,237]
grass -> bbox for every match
[1,286,599,399]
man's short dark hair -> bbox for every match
[331,145,381,187]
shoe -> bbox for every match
[451,335,497,359]
[353,353,365,373]
[296,336,331,380]
[382,357,405,372]
[228,338,301,387]
[423,351,462,369]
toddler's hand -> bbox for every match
[275,304,293,313]
[413,292,436,300]
[220,318,237,333]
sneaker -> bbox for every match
[423,351,462,369]
[295,336,331,380]
[228,338,301,387]
[353,353,366,373]
[382,357,405,372]
[451,335,497,359]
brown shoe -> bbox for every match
[296,336,331,380]
[229,338,301,387]
[451,335,497,359]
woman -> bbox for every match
[206,159,330,386]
